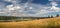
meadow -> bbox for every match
[0,17,60,28]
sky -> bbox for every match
[0,0,60,17]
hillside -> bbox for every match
[0,17,60,28]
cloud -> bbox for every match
[4,0,18,3]
[0,0,60,17]
[6,4,22,11]
[51,1,57,6]
[6,3,51,17]
[48,0,60,1]
[50,1,60,12]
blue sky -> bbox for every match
[0,0,60,17]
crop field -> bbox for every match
[0,17,60,28]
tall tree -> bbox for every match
[51,15,53,18]
[48,15,50,18]
[56,14,59,17]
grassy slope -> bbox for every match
[0,17,60,28]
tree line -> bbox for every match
[0,14,59,20]
[48,14,60,18]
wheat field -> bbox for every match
[0,17,60,28]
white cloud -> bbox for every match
[51,1,57,6]
[6,4,14,10]
[6,4,22,11]
[50,1,60,12]
[5,3,55,17]
[4,0,11,2]
[16,6,21,9]
[4,0,18,3]
[48,0,60,1]
[0,0,60,17]
[29,7,33,9]
[51,6,60,12]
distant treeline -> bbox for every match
[0,16,19,20]
[0,16,50,20]
[0,13,59,20]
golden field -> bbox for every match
[0,17,60,28]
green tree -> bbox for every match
[56,14,59,17]
[51,15,53,18]
[48,15,50,18]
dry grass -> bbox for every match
[0,17,60,28]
